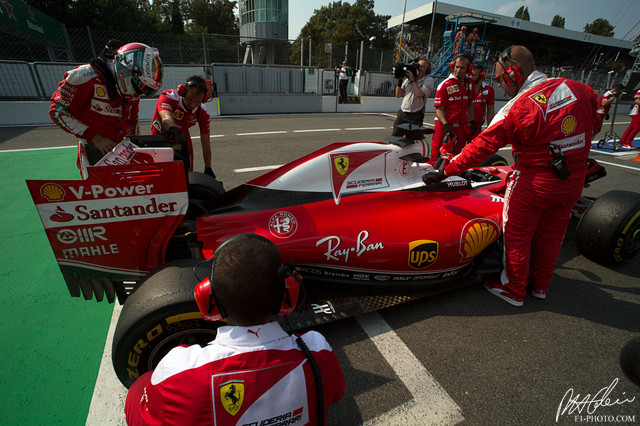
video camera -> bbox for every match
[394,60,420,80]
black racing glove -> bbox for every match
[204,167,216,179]
[443,123,455,137]
[469,120,477,135]
[422,169,446,185]
[163,125,180,139]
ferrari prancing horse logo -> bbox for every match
[334,156,349,176]
[220,380,244,416]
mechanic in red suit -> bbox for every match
[429,53,476,163]
[423,45,601,306]
[620,89,640,149]
[469,63,495,138]
[50,42,163,178]
[151,75,215,177]
[595,84,624,130]
[125,234,345,425]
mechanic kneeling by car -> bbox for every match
[423,45,602,307]
[125,233,345,425]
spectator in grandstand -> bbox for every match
[335,60,351,103]
[620,89,640,149]
[423,45,602,307]
[125,233,345,425]
[150,75,216,178]
[429,53,476,163]
[596,84,624,128]
[392,57,434,136]
[50,42,163,178]
[469,63,495,137]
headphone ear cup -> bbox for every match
[195,278,224,321]
[468,63,473,75]
[177,84,186,97]
[279,275,301,315]
[480,71,485,80]
[450,60,455,71]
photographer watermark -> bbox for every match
[556,378,636,422]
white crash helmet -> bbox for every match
[113,42,163,97]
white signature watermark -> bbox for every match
[556,378,636,423]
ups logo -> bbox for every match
[408,240,438,269]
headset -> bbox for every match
[177,79,213,103]
[450,53,473,75]
[194,234,301,322]
[473,63,485,80]
[494,46,524,87]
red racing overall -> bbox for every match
[445,73,600,299]
[431,75,473,163]
[150,89,211,171]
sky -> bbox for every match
[287,0,640,41]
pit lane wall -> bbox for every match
[0,97,511,126]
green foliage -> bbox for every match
[584,18,615,37]
[551,15,565,28]
[514,6,530,21]
[293,0,397,67]
[185,0,238,35]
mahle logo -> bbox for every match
[408,240,438,269]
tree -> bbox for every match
[551,15,565,28]
[514,6,530,21]
[295,0,397,67]
[185,0,238,35]
[584,18,615,37]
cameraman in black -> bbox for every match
[392,58,434,136]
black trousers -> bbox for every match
[392,109,425,137]
[338,79,348,103]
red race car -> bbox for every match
[26,131,640,387]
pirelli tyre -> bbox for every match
[187,171,225,217]
[479,154,509,167]
[575,190,640,265]
[112,258,221,388]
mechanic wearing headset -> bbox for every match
[392,57,434,136]
[50,42,163,178]
[151,75,216,178]
[469,63,495,138]
[429,53,477,164]
[423,45,601,306]
[125,233,345,425]
[596,84,624,130]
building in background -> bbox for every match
[239,0,288,64]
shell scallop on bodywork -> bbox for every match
[41,183,66,201]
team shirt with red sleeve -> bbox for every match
[596,90,616,116]
[433,75,472,123]
[150,89,211,166]
[630,90,640,117]
[50,63,139,144]
[445,72,600,177]
[471,81,495,125]
[125,321,345,426]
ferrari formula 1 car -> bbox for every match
[26,131,640,387]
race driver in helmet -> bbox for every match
[50,42,163,178]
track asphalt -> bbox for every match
[0,148,114,425]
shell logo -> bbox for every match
[561,115,577,136]
[96,86,106,98]
[459,219,499,260]
[40,183,66,201]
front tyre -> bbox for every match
[112,258,221,388]
[575,190,640,265]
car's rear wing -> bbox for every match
[26,161,188,303]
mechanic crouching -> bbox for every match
[151,75,217,178]
[423,45,602,307]
[125,234,345,425]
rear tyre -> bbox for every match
[597,139,605,149]
[575,190,640,265]
[112,258,221,388]
[479,154,508,167]
[187,171,225,217]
